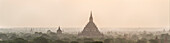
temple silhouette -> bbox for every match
[78,11,103,38]
[57,26,62,34]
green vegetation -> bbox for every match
[0,32,163,43]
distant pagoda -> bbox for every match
[57,26,62,34]
[78,11,103,38]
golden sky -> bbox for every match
[0,0,169,28]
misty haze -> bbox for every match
[0,0,170,43]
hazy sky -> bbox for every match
[0,0,169,28]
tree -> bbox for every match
[104,39,113,43]
[137,40,147,43]
[9,34,17,40]
[33,37,49,43]
[0,34,8,40]
[92,41,103,43]
[71,41,79,43]
[149,39,159,43]
[55,40,68,43]
[13,38,28,43]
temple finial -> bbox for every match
[58,26,61,30]
[89,11,93,22]
[90,11,92,16]
[57,26,62,34]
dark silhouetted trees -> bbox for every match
[13,38,28,43]
[33,37,49,43]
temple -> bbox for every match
[78,11,103,38]
[57,26,62,34]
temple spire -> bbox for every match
[57,26,62,34]
[58,26,61,31]
[78,11,103,37]
[89,11,93,22]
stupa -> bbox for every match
[78,11,103,38]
